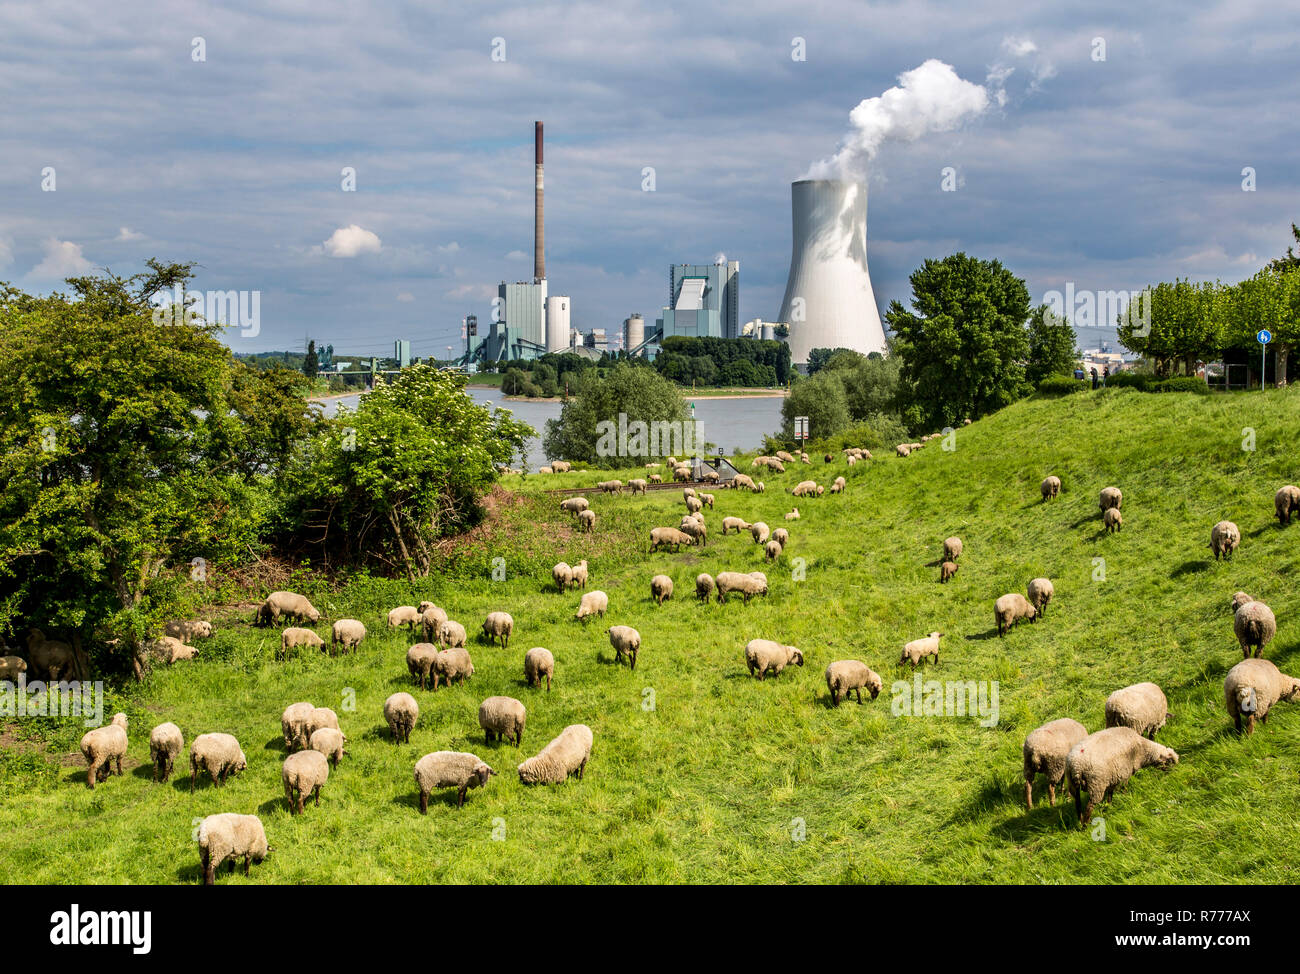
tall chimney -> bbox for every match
[534,121,545,282]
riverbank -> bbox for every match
[484,386,788,403]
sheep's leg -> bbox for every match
[313,785,321,807]
[830,689,839,707]
[419,791,429,814]
[1047,782,1056,806]
[285,781,295,812]
[201,848,213,886]
[86,762,96,789]
[855,688,863,705]
[457,785,467,808]
[1024,779,1033,810]
[545,675,551,692]
[244,854,251,875]
[486,730,492,746]
[577,758,586,780]
[190,766,197,793]
[296,790,305,815]
[1080,799,1097,825]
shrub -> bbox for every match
[1037,375,1087,396]
[1104,371,1151,390]
[1151,376,1210,395]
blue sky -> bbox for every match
[2,0,1296,357]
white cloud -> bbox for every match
[444,283,495,300]
[30,238,92,279]
[396,291,415,302]
[116,226,144,241]
[1001,36,1038,57]
[505,250,529,260]
[437,241,460,254]
[322,224,382,258]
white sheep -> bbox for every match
[994,593,1037,636]
[651,574,674,605]
[1210,520,1241,560]
[407,643,439,690]
[281,701,314,750]
[331,619,366,655]
[576,590,609,623]
[1065,727,1178,825]
[1103,507,1123,533]
[606,625,641,669]
[79,713,128,789]
[764,539,783,561]
[524,647,555,691]
[578,509,597,533]
[420,605,449,642]
[384,692,419,742]
[721,516,750,535]
[282,749,330,814]
[189,733,247,791]
[784,509,800,521]
[413,751,495,810]
[695,573,715,602]
[433,647,475,689]
[552,561,574,591]
[649,526,693,552]
[824,660,882,706]
[1275,485,1300,525]
[1027,578,1055,617]
[388,606,421,631]
[772,527,789,547]
[255,591,321,626]
[148,721,184,783]
[1234,600,1276,659]
[715,571,768,604]
[900,632,942,668]
[571,559,589,589]
[1105,683,1169,740]
[165,620,213,641]
[943,536,963,561]
[1224,658,1300,735]
[560,496,589,516]
[1022,717,1088,809]
[280,627,324,658]
[198,813,268,885]
[745,639,803,680]
[517,724,593,785]
[749,521,771,544]
[1099,486,1122,512]
[438,619,468,649]
[309,727,347,767]
[1040,476,1061,501]
[482,611,514,649]
[478,696,527,747]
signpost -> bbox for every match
[794,415,809,443]
[1258,329,1272,390]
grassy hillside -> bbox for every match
[3,386,1299,884]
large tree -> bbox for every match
[885,253,1032,429]
[1117,279,1221,377]
[1025,304,1081,385]
[543,362,690,463]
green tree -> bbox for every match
[1118,280,1220,377]
[303,340,320,379]
[886,253,1032,429]
[543,362,689,462]
[1267,222,1300,273]
[840,353,902,420]
[806,347,859,375]
[1025,304,1080,385]
[779,370,851,441]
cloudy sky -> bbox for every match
[1,0,1296,357]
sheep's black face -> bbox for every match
[869,686,880,700]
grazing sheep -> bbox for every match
[695,573,715,602]
[784,509,800,521]
[1022,718,1089,809]
[722,516,751,535]
[1274,485,1300,525]
[825,660,882,706]
[995,593,1037,636]
[406,643,439,689]
[551,461,572,473]
[331,619,366,655]
[1065,727,1178,825]
[1040,476,1061,501]
[309,727,347,767]
[684,487,698,499]
[478,696,527,746]
[715,571,769,604]
[731,473,756,491]
[197,813,268,885]
[147,635,199,665]
[896,444,911,457]
[578,509,597,533]
[847,455,857,466]
[414,751,495,810]
[576,590,609,623]
[756,481,767,493]
[1234,600,1276,659]
[749,521,771,545]
[680,517,708,547]
[765,539,782,562]
[388,606,421,631]
[649,474,663,483]
[772,527,789,547]
[524,647,555,691]
[1103,507,1123,533]
[673,466,691,483]
[943,536,963,561]
[570,559,589,589]
[433,647,475,689]
[651,575,674,605]
[597,479,624,494]
[0,656,26,682]
[699,492,715,509]
[629,478,648,494]
[745,639,804,680]
[306,707,338,739]
[79,713,128,788]
[1099,486,1122,512]
[685,495,703,515]
[539,466,553,475]
[900,632,942,668]
[1210,520,1241,560]
[518,724,593,785]
[940,561,958,583]
[25,628,76,681]
[791,480,820,497]
[481,611,514,649]
[281,702,314,750]
[552,562,574,591]
[649,526,694,552]
[1231,591,1255,614]
[419,605,448,642]
[189,733,247,791]
[1224,657,1300,734]
[282,750,330,814]
[255,591,321,626]
[384,692,419,743]
[1104,683,1169,740]
[829,476,847,494]
[1027,578,1055,617]
[438,619,468,649]
[149,722,183,783]
[280,627,325,658]
[703,471,720,484]
[605,625,641,669]
[560,496,590,516]
[165,620,212,641]
[776,450,795,463]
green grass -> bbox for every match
[3,386,1299,884]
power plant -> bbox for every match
[777,179,887,366]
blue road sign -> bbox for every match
[1258,329,1272,345]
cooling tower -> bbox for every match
[777,179,886,366]
[545,295,570,352]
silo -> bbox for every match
[545,296,570,353]
[624,314,645,355]
[777,179,886,366]
[761,324,775,341]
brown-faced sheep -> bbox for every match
[433,647,475,689]
[825,660,882,706]
[517,724,592,785]
[478,696,526,747]
[1234,600,1276,659]
[745,639,803,680]
[940,561,958,583]
[149,721,183,783]
[1275,485,1300,525]
[384,692,419,742]
[1027,578,1055,617]
[900,632,942,667]
[1022,718,1088,809]
[189,733,247,791]
[651,575,673,605]
[606,625,641,669]
[1065,727,1178,825]
[1223,657,1300,735]
[256,591,321,626]
[1104,683,1169,740]
[524,647,554,691]
[198,814,268,885]
[1103,507,1123,533]
[80,713,128,788]
[1040,476,1061,501]
[576,590,609,623]
[481,611,514,649]
[995,593,1037,636]
[414,751,495,810]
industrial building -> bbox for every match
[654,261,740,346]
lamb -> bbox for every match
[765,540,783,561]
[1274,485,1300,525]
[695,573,715,602]
[79,713,128,788]
[0,656,27,682]
[309,727,347,767]
[749,521,771,544]
[576,590,609,623]
[25,628,76,681]
[256,591,321,626]
[824,660,882,706]
[481,611,514,649]
[1065,727,1178,825]
[1040,476,1061,501]
[995,593,1037,636]
[1022,718,1088,809]
[1099,486,1122,512]
[388,606,421,631]
[722,516,751,535]
[756,481,766,493]
[685,495,703,515]
[189,733,247,791]
[282,750,330,814]
[384,692,419,743]
[478,696,527,746]
[560,496,590,516]
[745,639,804,680]
[699,492,715,509]
[606,625,641,669]
[1103,507,1123,533]
[829,476,847,494]
[628,478,648,494]
[1027,578,1055,617]
[438,619,468,649]
[784,509,800,521]
[517,724,593,785]
[900,632,942,667]
[197,814,268,885]
[651,575,674,605]
[331,619,366,655]
[791,480,819,497]
[649,526,694,552]
[1233,600,1276,659]
[406,643,439,689]
[552,562,574,591]
[940,561,958,583]
[551,461,572,473]
[578,509,597,533]
[281,701,314,750]
[1210,520,1241,560]
[715,571,768,604]
[524,647,555,691]
[679,517,707,547]
[414,751,495,810]
[772,528,789,547]
[943,537,963,561]
[419,605,448,642]
[1223,657,1300,734]
[165,620,213,641]
[433,647,475,688]
[280,627,325,658]
[1104,682,1169,739]
[148,721,184,783]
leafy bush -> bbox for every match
[1151,376,1210,394]
[1104,371,1151,390]
[543,362,690,463]
[1037,375,1087,396]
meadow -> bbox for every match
[2,385,1298,884]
